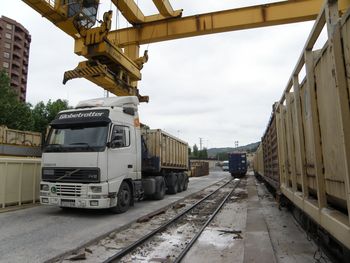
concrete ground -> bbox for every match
[183,173,321,263]
[0,171,230,263]
[0,171,323,263]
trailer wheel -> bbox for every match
[167,173,178,194]
[111,181,131,214]
[153,177,166,200]
[177,173,184,192]
[183,173,189,191]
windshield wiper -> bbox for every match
[44,144,64,152]
[69,142,94,151]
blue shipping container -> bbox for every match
[228,152,247,177]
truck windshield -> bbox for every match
[44,125,108,152]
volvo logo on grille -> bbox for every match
[57,169,80,181]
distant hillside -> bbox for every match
[207,141,260,158]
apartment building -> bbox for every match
[0,16,31,102]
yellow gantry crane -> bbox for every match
[22,0,350,102]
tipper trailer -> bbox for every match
[40,96,189,213]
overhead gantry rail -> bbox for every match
[112,0,350,47]
[23,0,350,102]
[113,0,182,24]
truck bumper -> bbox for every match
[40,196,112,209]
[40,182,113,209]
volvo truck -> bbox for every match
[40,96,189,213]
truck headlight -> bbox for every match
[41,184,49,191]
[90,186,102,193]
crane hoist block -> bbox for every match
[63,61,138,97]
[74,38,142,81]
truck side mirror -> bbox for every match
[110,125,130,148]
[110,138,123,148]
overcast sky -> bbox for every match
[2,1,322,148]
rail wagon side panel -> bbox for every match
[289,95,303,190]
[261,107,280,190]
[314,47,348,211]
[299,81,318,194]
[253,143,264,178]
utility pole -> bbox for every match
[235,140,239,148]
[199,137,203,150]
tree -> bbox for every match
[216,152,228,161]
[0,69,71,134]
[192,144,199,157]
[32,99,71,136]
[46,99,70,122]
[0,70,33,130]
[198,147,208,159]
[32,102,47,133]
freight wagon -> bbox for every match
[228,152,247,177]
[253,2,350,262]
[0,126,42,157]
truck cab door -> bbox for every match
[107,125,137,191]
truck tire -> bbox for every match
[177,173,184,192]
[183,173,189,191]
[153,177,166,200]
[166,173,178,194]
[111,181,131,214]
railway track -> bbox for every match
[103,178,240,263]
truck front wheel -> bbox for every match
[111,181,131,214]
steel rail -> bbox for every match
[174,180,239,263]
[103,178,235,263]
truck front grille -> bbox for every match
[56,184,82,197]
[42,168,100,183]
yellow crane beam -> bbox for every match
[112,0,182,24]
[110,0,350,47]
[22,0,82,38]
[152,0,182,17]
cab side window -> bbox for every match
[111,125,130,148]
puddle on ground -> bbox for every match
[196,227,241,249]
